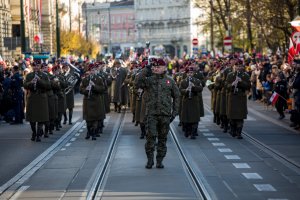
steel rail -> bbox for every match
[242,131,300,171]
[169,125,212,200]
[86,112,126,200]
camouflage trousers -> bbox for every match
[145,115,170,161]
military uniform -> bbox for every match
[80,72,105,140]
[138,60,180,169]
[225,69,251,139]
[180,75,203,139]
[219,67,232,133]
[110,61,127,112]
[24,69,51,142]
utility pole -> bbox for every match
[84,3,88,41]
[108,6,111,53]
[20,0,26,53]
[56,0,61,58]
[210,0,215,57]
[69,0,72,32]
[298,0,300,15]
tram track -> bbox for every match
[169,125,213,200]
[242,131,300,173]
[203,102,300,174]
[86,111,126,200]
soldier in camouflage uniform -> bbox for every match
[24,62,51,142]
[225,60,251,139]
[138,58,180,169]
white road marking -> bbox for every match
[75,133,80,137]
[202,133,214,137]
[70,138,76,142]
[199,129,210,132]
[60,148,66,151]
[0,122,83,195]
[254,184,276,192]
[224,155,240,160]
[65,143,71,147]
[212,143,225,146]
[207,138,220,141]
[218,148,232,153]
[78,129,84,133]
[9,185,30,200]
[232,163,251,169]
[242,173,263,179]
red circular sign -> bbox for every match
[192,38,198,45]
[224,36,232,46]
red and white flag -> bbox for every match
[288,37,296,64]
[269,92,279,105]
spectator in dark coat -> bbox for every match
[10,65,24,124]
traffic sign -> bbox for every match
[192,38,198,46]
[223,36,232,46]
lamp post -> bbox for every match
[20,0,26,53]
[56,0,61,58]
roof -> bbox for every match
[110,0,134,7]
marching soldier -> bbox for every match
[138,58,180,169]
[174,65,186,128]
[110,59,127,113]
[129,61,138,123]
[180,67,203,139]
[80,64,105,140]
[219,63,233,133]
[54,64,68,130]
[62,63,76,125]
[96,61,109,135]
[24,61,51,142]
[225,60,251,139]
[41,63,56,137]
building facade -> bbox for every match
[83,0,135,55]
[135,0,191,57]
[0,0,12,58]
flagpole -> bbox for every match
[20,0,26,53]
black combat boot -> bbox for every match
[36,126,43,142]
[92,129,97,140]
[114,103,118,112]
[30,122,37,141]
[231,126,237,137]
[216,115,220,125]
[132,113,135,123]
[31,132,36,141]
[223,123,228,133]
[140,123,146,139]
[236,127,243,139]
[63,112,67,124]
[85,127,91,139]
[145,154,154,169]
[68,109,73,125]
[213,114,216,123]
[44,124,49,138]
[156,157,164,169]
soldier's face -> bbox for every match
[152,65,166,74]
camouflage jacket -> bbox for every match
[137,68,180,117]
